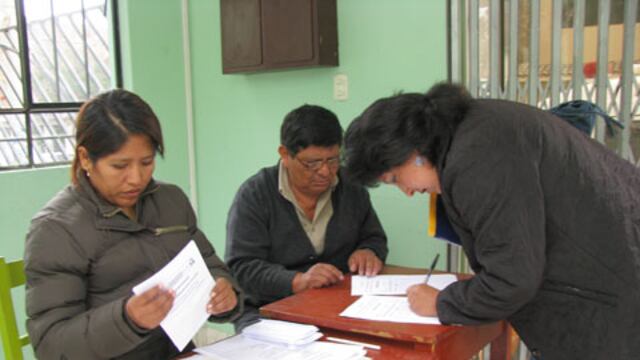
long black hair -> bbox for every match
[343,82,472,187]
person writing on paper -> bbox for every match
[225,105,388,331]
[24,90,243,360]
[342,83,640,359]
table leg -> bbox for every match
[489,322,516,360]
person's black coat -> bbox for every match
[435,99,640,360]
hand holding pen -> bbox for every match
[406,253,441,317]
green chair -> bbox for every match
[0,257,29,360]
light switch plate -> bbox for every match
[333,74,348,101]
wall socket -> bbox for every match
[333,74,348,101]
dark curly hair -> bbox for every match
[343,82,472,187]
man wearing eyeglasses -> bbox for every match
[225,104,388,331]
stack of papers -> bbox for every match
[341,274,458,325]
[242,319,323,347]
[195,335,367,360]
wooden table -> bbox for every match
[260,265,514,360]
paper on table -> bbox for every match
[340,295,441,325]
[195,335,367,360]
[351,274,457,296]
[178,355,215,360]
[242,319,322,347]
[132,240,215,351]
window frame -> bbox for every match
[0,0,122,171]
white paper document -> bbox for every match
[340,295,441,325]
[195,335,367,360]
[133,240,215,351]
[351,274,458,296]
[242,319,322,347]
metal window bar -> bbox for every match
[550,0,562,106]
[52,19,96,97]
[595,0,611,143]
[20,27,77,101]
[469,0,480,97]
[619,0,638,163]
[0,49,21,102]
[85,10,109,49]
[489,0,500,98]
[16,0,35,168]
[0,1,120,170]
[81,0,91,98]
[0,46,22,107]
[451,0,639,163]
[39,6,109,101]
[45,5,92,100]
[0,142,14,166]
[450,0,463,84]
[28,24,70,101]
[69,10,110,84]
[25,6,110,100]
[506,0,518,101]
[33,21,87,100]
[20,24,66,100]
[528,0,540,106]
[32,112,74,164]
[0,29,23,105]
[572,0,585,100]
[29,111,75,165]
[49,0,61,101]
[0,114,24,166]
[56,15,105,95]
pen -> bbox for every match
[425,253,440,285]
[325,336,382,350]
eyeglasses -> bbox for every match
[295,156,341,172]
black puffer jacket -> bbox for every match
[436,99,640,360]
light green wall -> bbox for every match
[0,167,68,359]
[188,0,448,268]
[0,0,449,355]
[186,0,448,332]
[119,0,190,191]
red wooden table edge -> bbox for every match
[260,265,512,359]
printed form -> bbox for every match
[340,295,441,325]
[351,274,457,296]
[342,274,458,324]
[133,240,215,351]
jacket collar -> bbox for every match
[435,137,453,176]
[76,173,160,219]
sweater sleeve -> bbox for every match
[354,189,389,261]
[436,148,546,325]
[25,219,147,360]
[225,182,299,303]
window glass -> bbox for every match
[0,0,119,170]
